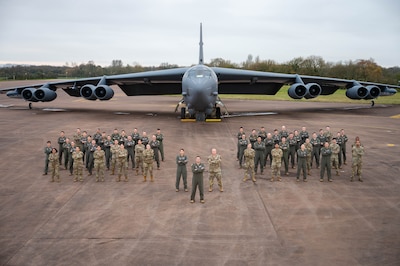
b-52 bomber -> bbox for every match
[1,24,398,121]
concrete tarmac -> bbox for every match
[0,84,399,265]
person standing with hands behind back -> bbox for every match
[190,156,205,204]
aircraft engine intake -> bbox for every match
[80,85,97,100]
[95,85,114,100]
[34,88,57,102]
[345,85,368,100]
[288,83,307,99]
[304,83,322,99]
[364,85,381,100]
[22,88,39,102]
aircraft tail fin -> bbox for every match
[199,23,204,65]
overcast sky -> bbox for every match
[0,0,399,68]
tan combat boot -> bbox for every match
[150,176,154,182]
[252,175,256,182]
[116,175,121,182]
[143,176,147,182]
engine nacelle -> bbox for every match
[80,84,97,100]
[346,85,368,100]
[288,83,307,99]
[34,88,57,102]
[304,83,322,99]
[95,85,114,100]
[22,88,38,102]
[364,85,380,100]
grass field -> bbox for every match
[219,86,400,105]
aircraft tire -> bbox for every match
[181,107,186,119]
[216,107,221,119]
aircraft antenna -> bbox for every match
[199,23,204,65]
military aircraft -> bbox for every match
[1,23,398,121]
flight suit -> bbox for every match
[238,138,248,168]
[320,146,332,181]
[280,142,289,175]
[310,138,320,168]
[304,142,312,175]
[125,140,135,169]
[264,138,274,167]
[62,141,71,170]
[288,137,297,168]
[43,146,52,175]
[150,139,161,169]
[156,133,164,161]
[296,149,307,181]
[103,139,112,170]
[191,163,205,202]
[176,155,188,191]
[253,141,265,174]
[57,136,66,165]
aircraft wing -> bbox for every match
[0,68,189,98]
[211,67,399,98]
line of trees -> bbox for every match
[1,56,399,85]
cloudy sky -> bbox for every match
[0,0,399,68]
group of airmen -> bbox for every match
[236,125,364,183]
[43,128,165,183]
[43,124,365,204]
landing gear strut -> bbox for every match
[371,100,375,107]
[28,103,32,109]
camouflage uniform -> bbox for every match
[243,148,256,182]
[48,152,60,182]
[110,143,120,175]
[304,142,313,175]
[117,148,128,182]
[143,148,154,181]
[330,143,340,176]
[271,148,283,181]
[72,151,84,182]
[93,149,105,182]
[238,138,248,168]
[208,154,223,192]
[351,144,364,181]
[135,143,145,175]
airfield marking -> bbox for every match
[387,144,396,147]
[390,114,400,119]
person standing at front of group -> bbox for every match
[190,156,205,204]
[176,149,188,192]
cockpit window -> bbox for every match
[189,68,211,78]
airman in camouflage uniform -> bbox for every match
[304,138,312,175]
[351,139,364,182]
[73,128,83,153]
[93,145,105,182]
[243,143,256,182]
[117,144,128,182]
[110,139,120,175]
[330,138,340,176]
[72,146,84,182]
[135,139,145,175]
[271,143,283,182]
[143,144,154,182]
[208,148,223,192]
[48,148,60,182]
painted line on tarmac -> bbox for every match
[390,114,400,119]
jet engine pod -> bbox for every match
[364,85,381,100]
[80,84,97,100]
[288,83,307,99]
[34,87,57,102]
[95,85,114,100]
[304,83,322,99]
[345,85,368,99]
[22,88,39,102]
